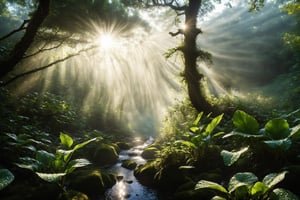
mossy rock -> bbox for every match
[121,159,137,170]
[134,161,156,186]
[58,190,89,200]
[116,142,132,150]
[155,166,187,190]
[141,147,159,160]
[92,144,119,166]
[68,169,116,197]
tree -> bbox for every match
[125,0,218,113]
[0,0,51,79]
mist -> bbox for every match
[197,1,296,95]
[3,1,297,136]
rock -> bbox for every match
[141,147,159,160]
[92,144,119,166]
[116,142,132,150]
[68,169,116,197]
[121,159,137,170]
[134,161,157,186]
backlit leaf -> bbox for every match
[60,132,73,148]
[233,110,259,134]
[264,118,290,140]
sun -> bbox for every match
[97,33,116,49]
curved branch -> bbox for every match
[2,45,96,86]
[0,20,30,41]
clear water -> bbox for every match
[100,137,158,200]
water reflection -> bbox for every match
[102,137,157,200]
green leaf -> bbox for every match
[228,172,258,193]
[73,137,98,151]
[251,181,269,197]
[272,188,299,200]
[193,112,204,125]
[35,172,66,182]
[56,149,74,162]
[263,171,288,189]
[221,146,249,166]
[233,110,259,134]
[190,126,200,133]
[60,132,73,148]
[289,124,300,140]
[65,158,91,174]
[195,180,228,194]
[36,150,56,169]
[264,118,290,140]
[264,138,292,151]
[175,140,197,149]
[203,114,223,137]
[0,169,14,191]
[223,131,265,139]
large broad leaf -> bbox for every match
[73,137,99,151]
[233,110,259,134]
[0,169,14,191]
[60,132,73,148]
[203,114,224,137]
[195,180,228,194]
[35,172,66,182]
[262,171,288,189]
[250,181,269,197]
[228,172,258,193]
[263,138,292,151]
[36,150,56,169]
[223,131,265,139]
[221,147,249,166]
[65,158,91,174]
[272,188,299,200]
[264,118,290,140]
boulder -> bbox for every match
[68,169,116,197]
[141,147,159,160]
[92,144,119,166]
[121,159,137,170]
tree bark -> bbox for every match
[0,0,51,80]
[182,0,215,113]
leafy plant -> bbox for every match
[223,110,300,151]
[195,171,298,200]
[16,132,100,187]
[0,168,14,191]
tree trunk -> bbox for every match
[183,0,215,114]
[0,0,51,80]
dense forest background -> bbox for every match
[0,0,300,199]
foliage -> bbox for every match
[16,132,100,185]
[223,110,300,151]
[0,168,14,191]
[195,171,298,200]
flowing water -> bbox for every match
[100,137,158,200]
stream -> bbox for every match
[100,137,158,200]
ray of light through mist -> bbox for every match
[7,1,297,135]
[197,1,296,96]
